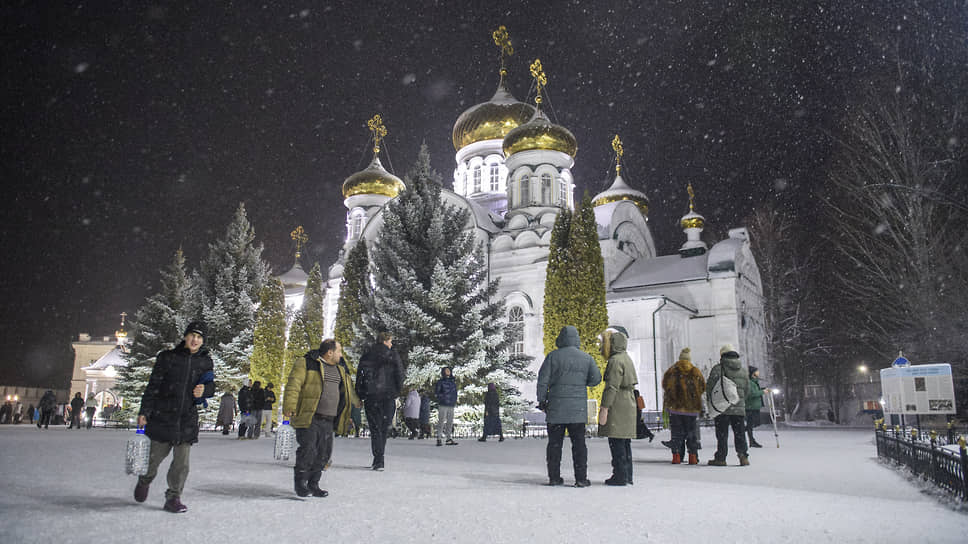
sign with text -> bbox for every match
[880,364,956,415]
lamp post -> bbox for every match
[858,364,872,383]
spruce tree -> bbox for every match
[542,195,609,402]
[288,262,325,361]
[365,145,532,409]
[250,277,287,388]
[117,249,193,419]
[334,242,369,372]
[194,203,269,396]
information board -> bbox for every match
[880,364,956,415]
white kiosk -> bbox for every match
[880,355,956,429]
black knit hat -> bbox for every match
[183,320,207,338]
[749,365,759,378]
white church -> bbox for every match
[312,41,766,411]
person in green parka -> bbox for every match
[746,366,765,448]
[284,339,360,497]
[706,344,750,466]
[597,327,638,486]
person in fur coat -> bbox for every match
[662,348,706,465]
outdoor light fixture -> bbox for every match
[772,388,781,394]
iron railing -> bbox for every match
[874,423,968,501]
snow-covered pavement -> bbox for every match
[1,424,965,543]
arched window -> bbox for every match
[472,166,482,194]
[520,175,530,205]
[557,178,568,207]
[489,164,500,191]
[541,173,552,204]
[350,210,365,240]
[508,306,525,354]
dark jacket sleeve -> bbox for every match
[390,350,404,396]
[139,351,171,416]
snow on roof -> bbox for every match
[83,346,128,370]
[610,253,708,290]
[442,189,503,234]
[277,262,309,287]
[706,236,744,273]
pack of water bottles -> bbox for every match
[125,428,151,476]
[274,420,295,460]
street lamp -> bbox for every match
[858,364,872,383]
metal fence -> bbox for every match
[874,423,968,501]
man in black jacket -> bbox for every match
[355,332,403,471]
[237,379,252,439]
[248,381,265,439]
[261,382,276,437]
[134,321,215,513]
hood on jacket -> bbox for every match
[440,366,453,378]
[721,352,743,371]
[609,331,627,354]
[555,326,581,348]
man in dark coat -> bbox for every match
[536,325,602,487]
[38,390,56,429]
[69,392,84,429]
[434,366,459,446]
[261,382,276,436]
[479,383,504,442]
[237,379,252,439]
[355,331,404,471]
[247,381,265,439]
[134,321,215,513]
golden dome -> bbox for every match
[502,110,578,158]
[342,156,405,199]
[592,174,649,214]
[680,210,705,230]
[452,82,535,151]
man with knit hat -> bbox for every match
[134,320,215,513]
[661,347,706,464]
[705,343,750,466]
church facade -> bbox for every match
[319,56,766,411]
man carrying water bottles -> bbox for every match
[134,320,215,513]
[284,338,359,497]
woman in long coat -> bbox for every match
[478,383,504,442]
[216,392,236,435]
[597,328,638,486]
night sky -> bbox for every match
[2,1,962,386]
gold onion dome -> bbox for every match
[592,174,649,213]
[502,109,578,158]
[341,155,405,199]
[452,81,535,151]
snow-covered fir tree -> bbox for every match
[542,195,609,402]
[334,241,369,372]
[116,249,193,419]
[287,262,325,367]
[364,145,532,410]
[250,277,287,388]
[192,203,269,396]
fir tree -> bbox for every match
[286,262,325,393]
[365,145,532,409]
[117,249,193,419]
[334,242,369,372]
[194,203,269,395]
[250,277,287,388]
[542,195,609,402]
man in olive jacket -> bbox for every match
[284,339,359,497]
[597,328,638,486]
[135,320,215,513]
[706,344,750,466]
[536,326,602,487]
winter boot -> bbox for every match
[547,477,565,486]
[133,480,150,503]
[574,479,591,488]
[671,453,682,464]
[163,497,188,513]
[294,470,311,497]
[660,440,673,449]
[739,454,750,466]
[436,439,443,446]
[306,471,329,497]
[478,436,486,442]
[688,453,699,465]
[748,430,762,448]
[604,476,627,486]
[445,438,458,445]
[707,458,727,467]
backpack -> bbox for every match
[707,364,740,416]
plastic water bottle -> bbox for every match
[274,420,295,460]
[125,428,151,476]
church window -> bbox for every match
[541,173,552,204]
[350,210,365,239]
[489,164,500,191]
[520,175,530,205]
[472,166,482,194]
[508,306,525,354]
[557,178,568,207]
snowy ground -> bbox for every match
[1,424,965,543]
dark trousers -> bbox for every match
[69,412,81,429]
[295,415,334,473]
[39,409,53,428]
[365,397,395,462]
[669,413,701,455]
[607,438,633,484]
[546,423,587,481]
[140,441,191,500]
[714,414,748,460]
[404,417,419,438]
[248,410,263,438]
